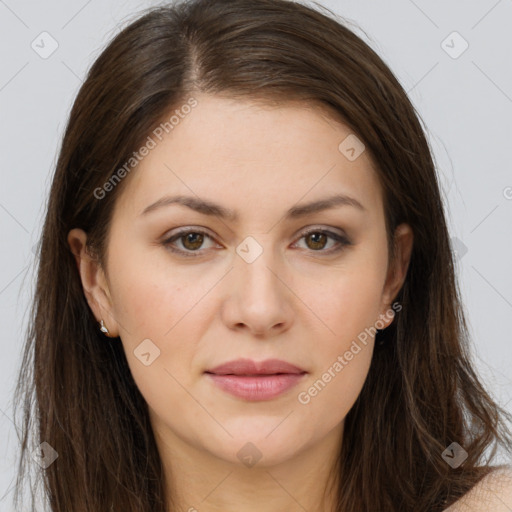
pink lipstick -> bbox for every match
[205,358,307,401]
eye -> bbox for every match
[162,228,217,257]
[292,228,351,254]
[161,227,351,257]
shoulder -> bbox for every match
[444,467,512,512]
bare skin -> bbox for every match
[68,92,414,512]
[444,468,512,512]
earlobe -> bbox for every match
[67,228,119,337]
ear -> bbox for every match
[67,228,119,337]
[378,223,413,327]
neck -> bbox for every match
[153,420,343,512]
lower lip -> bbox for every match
[205,373,306,401]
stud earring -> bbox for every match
[99,319,115,337]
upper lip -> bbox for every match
[205,358,306,376]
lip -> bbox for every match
[206,358,306,376]
[205,358,307,401]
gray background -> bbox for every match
[1,0,511,509]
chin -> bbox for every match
[201,428,308,468]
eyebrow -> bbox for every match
[140,193,366,221]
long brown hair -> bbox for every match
[12,0,512,510]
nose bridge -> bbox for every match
[219,231,296,336]
[235,232,280,287]
[231,232,288,314]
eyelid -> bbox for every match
[291,226,351,254]
[161,226,219,253]
[297,225,346,238]
[161,225,351,257]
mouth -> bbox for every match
[204,373,307,401]
[204,358,307,401]
[205,372,306,376]
[205,357,306,376]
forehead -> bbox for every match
[114,93,383,222]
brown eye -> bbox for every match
[162,227,351,258]
[181,232,204,251]
[295,229,350,254]
[304,232,328,250]
[162,229,216,257]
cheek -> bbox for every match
[295,321,374,440]
[302,259,385,341]
[111,267,206,414]
[107,240,206,335]
[106,247,216,379]
[296,249,385,406]
[296,276,379,427]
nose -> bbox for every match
[221,236,293,337]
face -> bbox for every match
[69,93,413,471]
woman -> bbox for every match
[13,0,512,510]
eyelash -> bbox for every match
[161,227,351,258]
